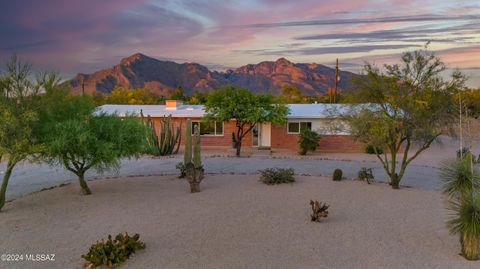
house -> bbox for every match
[97,100,365,153]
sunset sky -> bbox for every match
[1,0,479,87]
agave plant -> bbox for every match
[439,153,480,260]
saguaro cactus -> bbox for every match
[184,123,204,193]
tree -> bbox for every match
[348,46,465,189]
[280,84,305,103]
[0,56,53,211]
[204,86,289,156]
[43,93,147,195]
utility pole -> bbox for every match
[334,58,339,103]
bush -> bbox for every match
[310,200,329,222]
[298,129,321,155]
[259,168,295,185]
[365,144,384,154]
[358,167,374,184]
[457,147,479,163]
[82,233,146,269]
[332,169,343,181]
[176,162,186,178]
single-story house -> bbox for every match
[97,100,365,152]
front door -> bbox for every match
[260,123,271,148]
[252,125,259,147]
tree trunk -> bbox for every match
[391,173,400,189]
[461,232,480,260]
[235,141,242,157]
[77,172,92,195]
[0,160,16,211]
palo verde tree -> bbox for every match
[204,85,289,156]
[0,56,58,211]
[348,45,466,189]
[42,93,148,195]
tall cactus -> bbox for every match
[184,119,192,165]
[142,114,181,156]
[193,124,202,169]
[183,119,204,193]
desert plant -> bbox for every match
[332,168,343,181]
[358,167,375,184]
[298,129,321,155]
[440,153,480,260]
[142,113,181,156]
[259,167,295,185]
[310,200,329,222]
[457,147,479,163]
[184,122,204,193]
[176,162,186,178]
[447,196,480,260]
[365,144,384,154]
[82,232,146,269]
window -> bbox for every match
[287,121,312,134]
[192,121,224,136]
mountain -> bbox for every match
[68,53,357,96]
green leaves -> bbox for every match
[204,85,289,125]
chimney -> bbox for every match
[166,100,183,110]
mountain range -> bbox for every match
[68,53,358,96]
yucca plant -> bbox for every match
[447,196,480,260]
[439,154,480,199]
[440,153,480,260]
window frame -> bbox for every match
[287,121,312,134]
[191,120,224,136]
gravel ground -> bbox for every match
[0,174,474,269]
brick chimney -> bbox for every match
[166,100,183,110]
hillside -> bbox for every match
[68,53,358,96]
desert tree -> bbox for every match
[347,45,466,188]
[0,56,59,211]
[42,92,148,195]
[204,85,289,156]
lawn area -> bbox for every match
[0,174,475,269]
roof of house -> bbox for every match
[96,103,360,119]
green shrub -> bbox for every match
[457,147,479,163]
[332,169,343,181]
[365,144,384,154]
[176,162,186,178]
[82,233,146,269]
[298,129,321,155]
[259,168,295,185]
[358,167,374,184]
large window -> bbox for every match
[287,121,312,134]
[192,121,224,136]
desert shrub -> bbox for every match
[365,144,384,154]
[457,148,479,163]
[358,167,375,184]
[176,162,186,178]
[259,168,295,185]
[298,129,321,155]
[332,168,343,181]
[310,200,329,222]
[82,233,146,269]
[447,196,480,260]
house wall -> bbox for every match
[149,117,252,148]
[148,117,364,152]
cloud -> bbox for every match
[237,44,422,56]
[241,14,480,28]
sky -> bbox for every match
[0,0,479,87]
